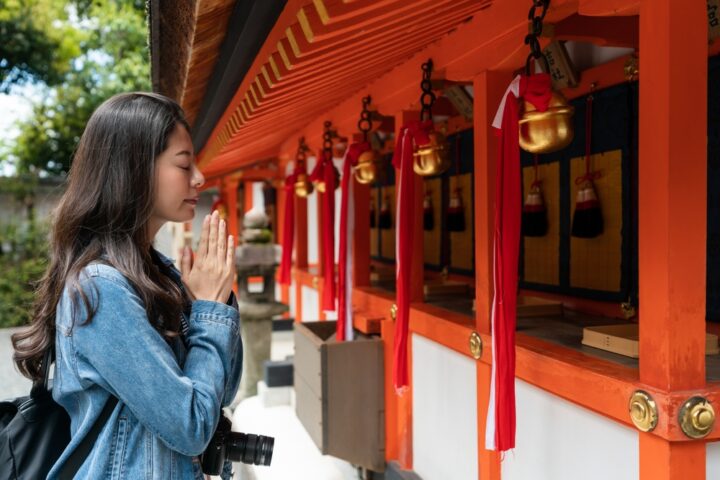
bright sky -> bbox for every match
[0,84,42,176]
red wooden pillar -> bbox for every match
[223,178,240,242]
[638,1,707,479]
[473,70,505,480]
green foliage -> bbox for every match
[0,217,49,328]
[0,0,83,92]
[6,0,150,175]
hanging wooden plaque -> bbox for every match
[542,40,579,90]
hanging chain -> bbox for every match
[296,136,307,167]
[357,95,373,141]
[322,121,333,161]
[524,0,550,75]
[419,59,435,122]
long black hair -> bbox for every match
[13,92,191,381]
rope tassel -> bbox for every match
[522,155,547,237]
[571,92,603,238]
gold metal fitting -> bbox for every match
[390,304,398,322]
[354,149,379,184]
[679,396,715,439]
[469,332,483,360]
[312,276,319,289]
[519,91,575,154]
[628,390,658,432]
[313,165,341,193]
[294,173,313,197]
[413,131,451,176]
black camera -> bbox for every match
[200,412,275,475]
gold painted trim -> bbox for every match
[261,65,275,88]
[628,390,658,432]
[390,304,397,322]
[313,0,330,25]
[255,77,266,98]
[240,101,250,120]
[277,41,292,70]
[249,82,260,105]
[286,27,301,58]
[269,55,283,81]
[297,7,314,43]
[679,396,715,439]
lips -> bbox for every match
[184,198,199,205]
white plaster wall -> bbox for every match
[708,441,720,477]
[306,156,319,265]
[412,334,478,480]
[502,379,638,480]
[301,284,319,322]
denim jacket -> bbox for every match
[47,249,242,479]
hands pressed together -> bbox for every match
[180,210,236,303]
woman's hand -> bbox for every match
[180,210,236,303]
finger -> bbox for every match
[226,235,235,267]
[217,219,226,262]
[208,211,219,265]
[196,214,211,261]
[180,246,191,277]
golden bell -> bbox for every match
[413,131,451,176]
[312,165,341,193]
[519,91,575,154]
[354,149,379,184]
[294,173,313,197]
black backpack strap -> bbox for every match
[57,394,118,479]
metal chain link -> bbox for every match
[295,137,307,166]
[420,59,435,122]
[322,121,333,159]
[357,95,373,141]
[524,0,550,75]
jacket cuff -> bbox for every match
[190,299,240,327]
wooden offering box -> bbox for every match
[294,321,385,472]
[583,324,720,358]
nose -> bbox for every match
[192,164,205,188]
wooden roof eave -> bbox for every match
[198,0,640,178]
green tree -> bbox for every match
[0,0,83,92]
[0,217,49,327]
[8,0,150,176]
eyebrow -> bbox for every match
[175,150,193,157]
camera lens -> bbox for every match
[226,432,274,466]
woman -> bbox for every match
[11,92,241,479]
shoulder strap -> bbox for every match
[57,394,118,480]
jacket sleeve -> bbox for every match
[221,291,242,407]
[68,267,240,456]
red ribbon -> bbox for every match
[392,119,433,392]
[279,172,297,285]
[488,73,551,452]
[311,151,337,312]
[337,142,370,341]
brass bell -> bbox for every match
[312,165,341,193]
[413,131,451,176]
[519,91,575,154]
[354,149,379,184]
[294,173,313,198]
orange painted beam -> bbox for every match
[638,0,707,393]
[472,70,506,480]
[641,0,706,476]
[578,0,639,16]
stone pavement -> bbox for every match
[0,327,33,400]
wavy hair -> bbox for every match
[12,92,191,381]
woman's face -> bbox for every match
[151,123,204,225]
